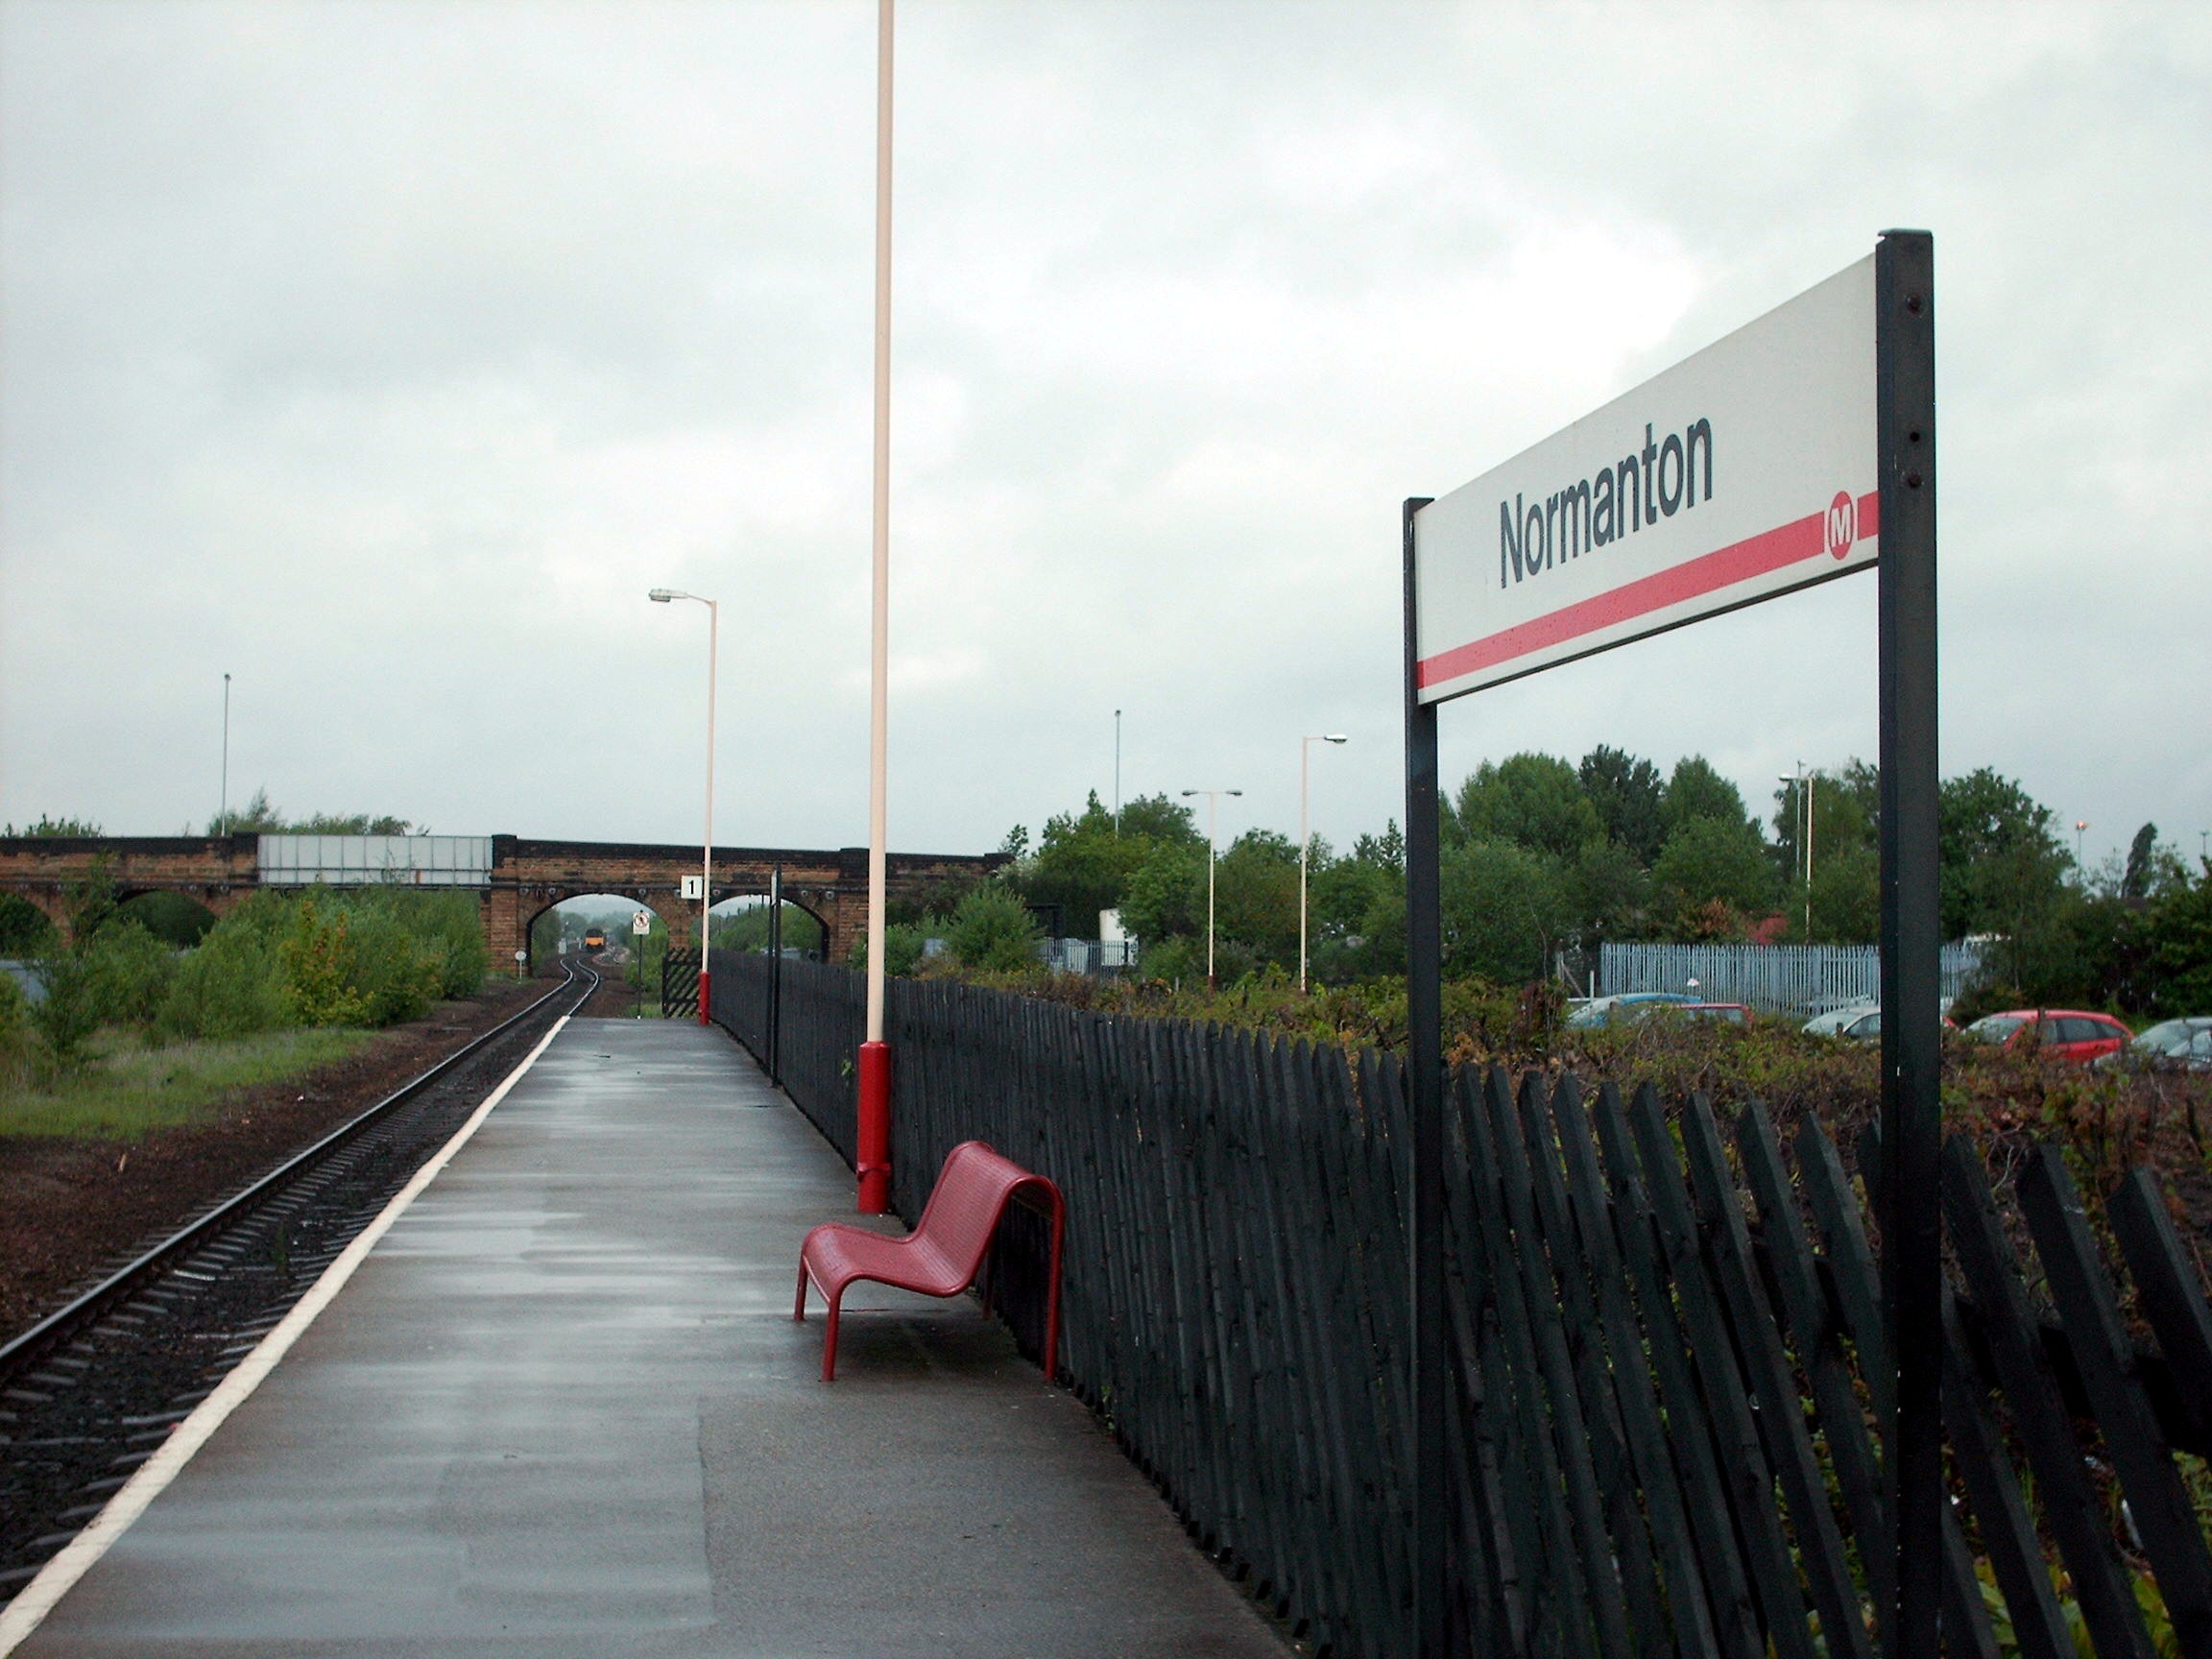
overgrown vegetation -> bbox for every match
[971,755,2212,1020]
[0,1026,373,1139]
[3,857,486,1094]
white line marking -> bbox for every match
[0,1014,573,1654]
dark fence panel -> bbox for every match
[709,951,2212,1659]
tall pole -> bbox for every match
[1180,787,1240,989]
[1114,709,1122,835]
[1300,733,1348,993]
[1402,495,1445,1659]
[699,597,717,1024]
[1875,227,1939,1659]
[1207,796,1216,985]
[1805,769,1815,936]
[854,0,896,1214]
[219,672,231,836]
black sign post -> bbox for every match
[1875,227,1940,1659]
[1401,493,1445,1659]
[1402,231,1938,1659]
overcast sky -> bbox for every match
[3,1,2207,872]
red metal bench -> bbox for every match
[794,1140,1065,1382]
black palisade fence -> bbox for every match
[709,951,2212,1659]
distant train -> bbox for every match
[582,927,607,951]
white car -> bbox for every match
[1802,1001,1881,1041]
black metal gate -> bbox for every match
[660,948,700,1021]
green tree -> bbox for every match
[1567,836,1657,945]
[1118,840,1207,949]
[1652,816,1776,922]
[1662,756,1751,835]
[1771,759,1878,888]
[947,884,1045,973]
[1447,753,1599,859]
[1439,837,1571,983]
[1214,829,1300,966]
[1578,746,1667,863]
[2137,859,2212,1016]
[1308,825,1407,983]
[1936,767,2070,945]
[0,895,56,955]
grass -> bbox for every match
[0,1026,376,1141]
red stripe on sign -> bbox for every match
[1419,491,1880,689]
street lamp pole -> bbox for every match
[1300,734,1348,993]
[1780,762,1812,936]
[1114,709,1122,836]
[1180,788,1240,987]
[219,672,232,836]
[649,589,718,1023]
[2075,819,2088,869]
[854,0,897,1214]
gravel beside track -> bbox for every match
[0,967,593,1603]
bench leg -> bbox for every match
[794,1261,809,1322]
[822,1293,841,1382]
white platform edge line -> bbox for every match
[0,1013,573,1655]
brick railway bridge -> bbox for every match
[0,834,1007,971]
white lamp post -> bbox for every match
[1300,734,1349,993]
[1180,787,1241,987]
[1779,762,1813,937]
[649,588,717,1023]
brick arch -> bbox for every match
[704,889,832,960]
[516,890,681,973]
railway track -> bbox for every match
[0,961,597,1602]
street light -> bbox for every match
[1300,734,1349,993]
[219,672,232,837]
[1778,762,1813,937]
[649,588,717,1024]
[1180,788,1242,987]
[2074,819,2089,867]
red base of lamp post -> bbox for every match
[696,966,710,1026]
[856,1040,891,1214]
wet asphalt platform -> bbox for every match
[14,1020,1288,1658]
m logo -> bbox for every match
[1824,491,1857,560]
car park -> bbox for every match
[1963,1009,2132,1065]
[2095,1016,2212,1074]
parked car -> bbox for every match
[1963,1009,2132,1065]
[1803,1001,1882,1041]
[1674,1002,1752,1026]
[2094,1016,2212,1074]
[1565,992,1700,1029]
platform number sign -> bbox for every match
[631,911,652,937]
[681,875,706,901]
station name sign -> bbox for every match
[1413,255,1877,703]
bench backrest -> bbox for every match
[913,1140,1051,1276]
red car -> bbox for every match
[1963,1009,2132,1065]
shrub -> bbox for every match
[30,951,102,1068]
[948,884,1046,973]
[158,894,291,1041]
[80,919,176,1031]
[0,969,36,1089]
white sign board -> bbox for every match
[680,875,706,901]
[632,910,652,936]
[1414,255,1876,704]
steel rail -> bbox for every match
[0,960,598,1377]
